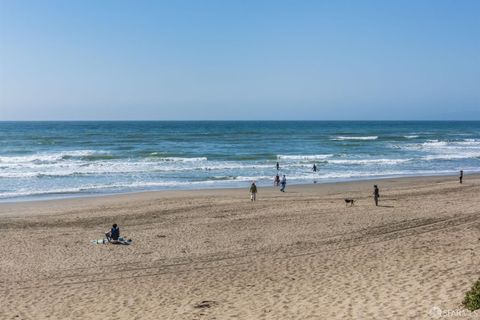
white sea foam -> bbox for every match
[0,150,108,164]
[0,179,266,199]
[0,158,278,179]
[422,152,480,161]
[404,135,419,139]
[328,158,411,165]
[458,139,480,145]
[314,171,408,179]
[152,157,208,162]
[404,139,480,150]
[423,140,448,147]
[331,136,378,141]
[261,169,460,181]
[277,154,333,160]
[396,138,480,163]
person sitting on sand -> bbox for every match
[373,185,380,206]
[106,223,120,242]
[250,181,257,202]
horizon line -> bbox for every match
[1,119,480,122]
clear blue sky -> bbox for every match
[0,0,479,120]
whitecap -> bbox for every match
[422,152,480,161]
[331,136,378,141]
[150,157,208,162]
[328,158,411,165]
[277,154,333,160]
[0,150,108,164]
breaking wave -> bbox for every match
[331,136,378,141]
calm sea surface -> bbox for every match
[1,121,479,201]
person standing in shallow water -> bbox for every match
[250,181,257,201]
[274,174,280,187]
[276,162,280,171]
[373,185,380,206]
[313,163,317,172]
[459,170,463,184]
[280,175,287,192]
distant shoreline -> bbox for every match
[1,172,476,208]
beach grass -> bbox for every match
[463,278,480,311]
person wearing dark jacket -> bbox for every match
[373,185,380,206]
[274,174,280,187]
[280,175,287,192]
[250,181,257,201]
[106,223,120,241]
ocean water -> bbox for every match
[0,121,479,201]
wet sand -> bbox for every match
[1,175,480,319]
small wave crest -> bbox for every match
[328,158,411,165]
[0,150,109,164]
[146,154,208,162]
[331,136,378,141]
[422,153,480,161]
[277,154,333,160]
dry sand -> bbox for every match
[1,175,480,319]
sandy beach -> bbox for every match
[1,175,480,319]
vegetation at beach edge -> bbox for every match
[463,278,480,311]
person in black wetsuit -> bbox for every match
[373,185,380,206]
[106,223,120,242]
[274,174,280,186]
[280,175,287,192]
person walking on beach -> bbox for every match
[274,174,280,187]
[280,175,287,192]
[313,163,317,172]
[373,185,380,206]
[459,170,463,184]
[276,162,280,171]
[250,181,257,201]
